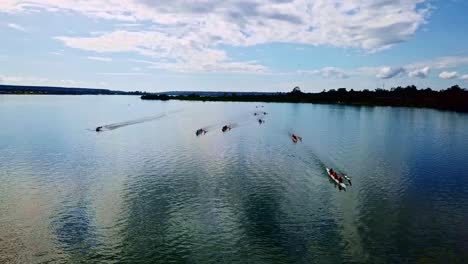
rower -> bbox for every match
[338,176,344,184]
[197,128,208,136]
[96,126,103,132]
[332,171,338,179]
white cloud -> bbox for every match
[0,73,106,87]
[357,56,468,79]
[439,71,458,79]
[50,0,429,51]
[87,56,112,62]
[119,23,142,27]
[56,30,267,73]
[0,74,47,85]
[408,66,430,78]
[459,74,468,81]
[7,23,26,31]
[148,60,268,73]
[286,55,468,80]
[0,0,431,72]
[97,72,148,76]
[352,56,468,80]
[300,67,349,79]
[376,66,406,79]
[406,56,468,71]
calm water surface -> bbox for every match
[1,95,467,263]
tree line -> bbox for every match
[141,85,468,112]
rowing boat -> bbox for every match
[290,134,302,143]
[326,168,346,190]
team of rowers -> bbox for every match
[329,168,352,186]
[291,134,302,143]
[94,106,351,190]
[196,123,351,190]
[195,109,268,136]
[195,128,207,136]
[194,110,304,145]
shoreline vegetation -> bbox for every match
[1,84,466,112]
[141,85,468,113]
[0,84,145,95]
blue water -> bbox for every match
[1,95,467,263]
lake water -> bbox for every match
[1,95,467,263]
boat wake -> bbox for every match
[93,109,182,132]
[104,114,165,131]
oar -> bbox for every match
[343,174,352,186]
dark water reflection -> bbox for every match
[1,95,467,263]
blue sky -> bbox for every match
[1,0,468,92]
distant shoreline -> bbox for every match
[141,85,468,113]
[2,84,467,113]
[0,84,144,96]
